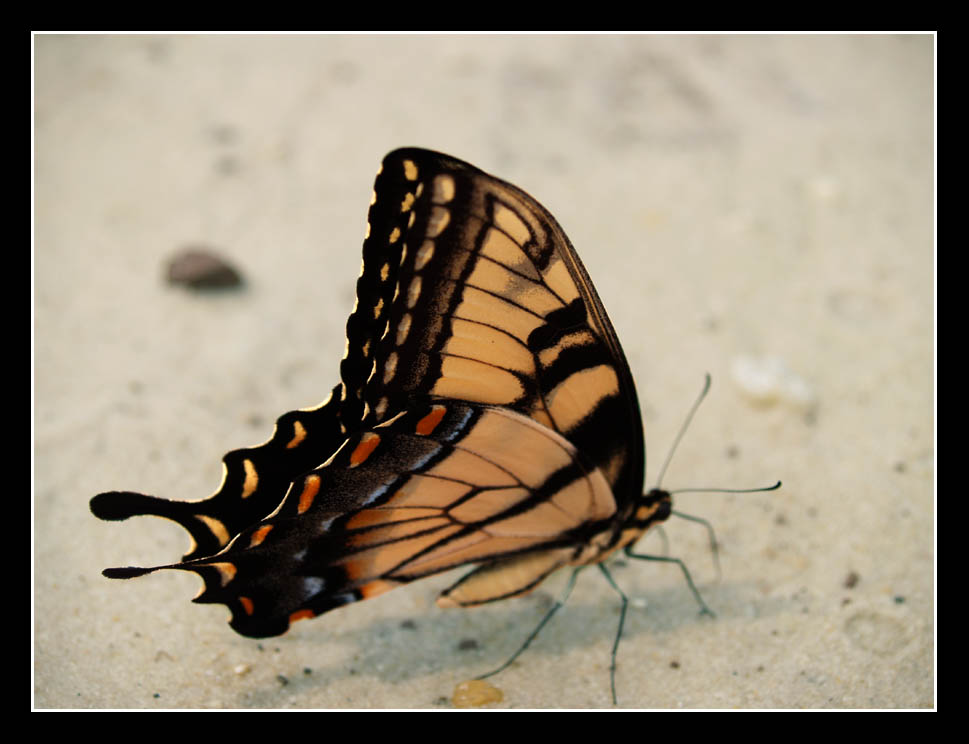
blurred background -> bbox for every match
[34,33,934,708]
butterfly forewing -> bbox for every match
[357,149,644,505]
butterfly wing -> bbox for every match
[91,148,646,634]
[107,401,618,638]
[91,390,349,562]
[354,149,644,504]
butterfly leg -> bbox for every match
[477,567,583,683]
[596,563,628,706]
[622,546,716,618]
[671,510,722,583]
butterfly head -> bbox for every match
[628,488,673,531]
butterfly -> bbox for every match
[90,148,772,704]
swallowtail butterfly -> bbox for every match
[91,148,773,703]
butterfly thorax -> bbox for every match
[571,488,672,566]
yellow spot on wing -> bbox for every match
[415,240,434,270]
[375,397,389,419]
[406,275,422,308]
[427,206,450,237]
[383,352,398,384]
[239,596,255,616]
[241,459,258,499]
[432,173,456,203]
[195,514,230,546]
[396,312,412,345]
[403,159,418,181]
[285,420,307,449]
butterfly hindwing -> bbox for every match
[120,401,618,638]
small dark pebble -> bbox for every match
[400,619,417,630]
[670,660,680,669]
[457,638,479,651]
[894,595,906,604]
[167,248,243,289]
[303,667,313,676]
[277,675,289,686]
[843,571,860,589]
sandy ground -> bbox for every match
[33,33,935,709]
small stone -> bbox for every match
[167,248,243,289]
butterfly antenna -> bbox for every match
[668,482,782,497]
[667,482,781,581]
[654,373,711,490]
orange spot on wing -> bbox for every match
[416,405,447,435]
[297,475,321,514]
[239,596,255,616]
[350,433,381,467]
[249,525,273,547]
[359,580,397,599]
[289,609,316,624]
